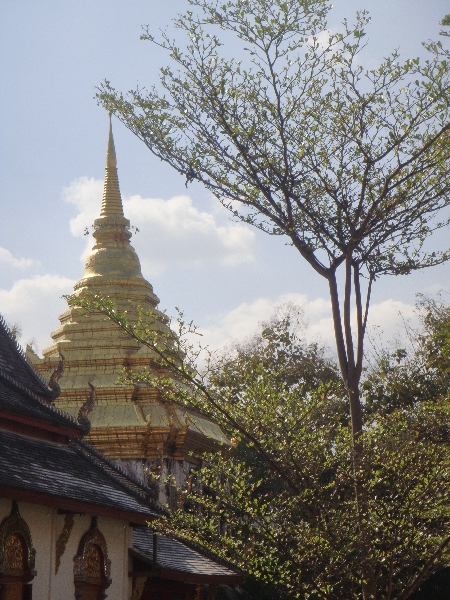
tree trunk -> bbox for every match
[348,381,377,600]
[329,271,377,599]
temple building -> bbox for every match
[28,120,228,507]
[0,316,244,600]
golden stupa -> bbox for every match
[29,120,227,493]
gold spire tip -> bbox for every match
[106,118,117,168]
[99,116,124,218]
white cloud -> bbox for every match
[63,177,255,274]
[0,246,37,270]
[63,176,102,237]
[314,29,333,49]
[0,266,419,366]
[197,293,331,352]
[0,274,75,354]
[196,293,418,354]
[367,299,417,332]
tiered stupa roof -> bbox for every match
[29,120,227,463]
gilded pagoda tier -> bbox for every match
[28,119,228,464]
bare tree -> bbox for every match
[97,2,450,597]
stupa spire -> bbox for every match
[80,116,142,281]
[100,116,124,218]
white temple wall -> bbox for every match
[0,498,133,600]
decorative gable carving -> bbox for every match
[0,501,36,599]
[73,517,111,600]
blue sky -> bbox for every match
[1,0,449,354]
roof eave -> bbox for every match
[0,485,157,525]
[159,567,245,586]
[0,411,84,441]
[129,546,245,585]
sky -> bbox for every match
[1,0,449,357]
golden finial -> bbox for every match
[106,113,117,168]
[100,115,124,218]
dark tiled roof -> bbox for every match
[0,315,85,433]
[74,440,164,512]
[133,526,243,579]
[0,315,53,399]
[0,312,162,520]
[0,429,160,519]
[0,377,84,433]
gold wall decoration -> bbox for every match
[129,576,147,600]
[4,534,25,573]
[55,513,74,574]
[0,502,36,600]
[73,517,111,600]
[194,585,203,600]
[84,544,102,584]
[0,501,36,577]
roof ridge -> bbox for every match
[0,314,53,395]
[72,440,166,515]
[0,368,84,432]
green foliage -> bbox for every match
[212,307,342,396]
[201,306,347,437]
[151,311,450,599]
[440,15,450,37]
[421,294,450,376]
[364,295,450,415]
[88,2,450,594]
[65,293,450,599]
[164,403,450,599]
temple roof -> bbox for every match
[0,315,54,401]
[0,315,162,522]
[0,377,84,434]
[0,429,161,523]
[132,526,244,585]
[0,315,85,437]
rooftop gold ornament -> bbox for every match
[100,115,124,218]
[29,119,226,482]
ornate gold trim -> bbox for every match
[129,576,147,600]
[73,517,111,600]
[77,382,96,431]
[55,513,74,574]
[0,501,36,581]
